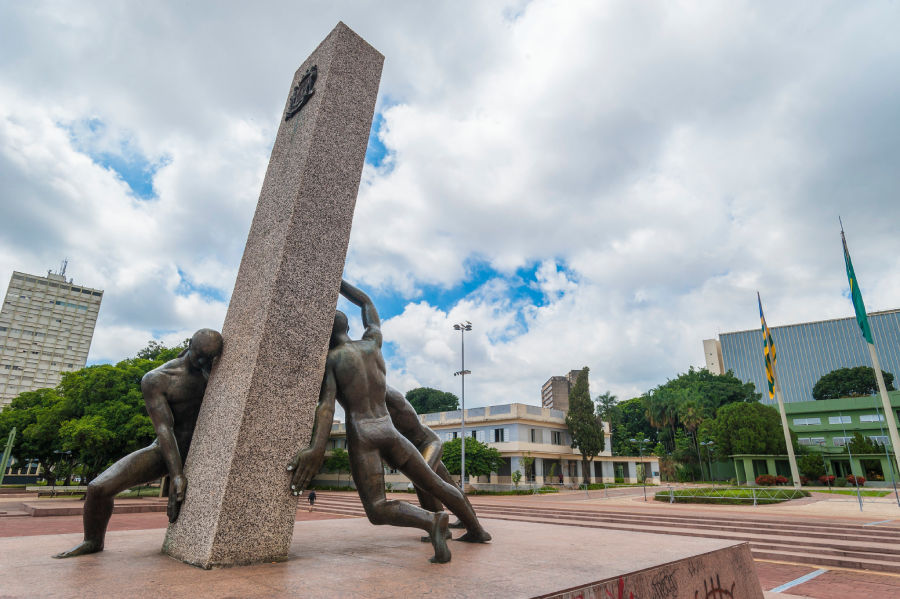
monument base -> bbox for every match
[0,518,763,598]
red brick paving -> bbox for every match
[755,560,900,598]
[0,509,353,538]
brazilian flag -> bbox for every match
[842,231,874,344]
[758,292,776,401]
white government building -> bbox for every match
[0,269,103,406]
[312,403,661,489]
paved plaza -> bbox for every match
[4,490,900,597]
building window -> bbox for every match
[792,418,821,426]
[552,431,562,445]
[493,428,507,443]
[869,436,891,446]
[832,437,852,447]
[828,416,852,424]
[860,414,885,423]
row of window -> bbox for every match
[798,435,892,447]
[11,276,102,296]
[444,428,510,443]
[793,414,885,426]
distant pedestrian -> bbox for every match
[307,490,317,512]
[558,473,563,485]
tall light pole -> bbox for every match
[453,321,472,491]
[631,438,650,501]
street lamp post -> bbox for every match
[631,438,650,501]
[453,322,472,491]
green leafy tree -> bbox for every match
[521,452,535,481]
[405,387,460,414]
[442,437,505,481]
[0,389,71,485]
[565,368,605,484]
[613,398,657,456]
[702,402,799,459]
[325,447,351,485]
[135,339,189,362]
[511,470,522,490]
[812,366,896,400]
[797,453,826,479]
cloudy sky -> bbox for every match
[2,1,899,408]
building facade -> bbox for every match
[0,270,103,406]
[541,370,582,410]
[311,403,661,489]
[731,391,900,485]
[704,308,900,404]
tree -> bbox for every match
[565,368,605,484]
[135,339,189,362]
[441,437,505,481]
[613,398,657,456]
[521,452,535,481]
[0,389,69,485]
[595,391,620,426]
[325,447,350,485]
[405,387,460,414]
[797,453,826,480]
[511,470,522,491]
[812,366,896,401]
[702,402,799,460]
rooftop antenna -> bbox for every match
[58,259,68,278]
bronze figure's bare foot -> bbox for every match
[420,529,453,542]
[427,512,451,564]
[455,529,492,543]
[53,540,103,559]
[448,519,465,529]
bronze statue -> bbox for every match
[288,280,490,563]
[53,329,224,558]
[384,385,469,538]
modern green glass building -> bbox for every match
[705,309,900,405]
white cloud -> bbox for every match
[2,1,899,405]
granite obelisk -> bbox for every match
[163,22,383,568]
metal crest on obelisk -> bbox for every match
[285,65,317,120]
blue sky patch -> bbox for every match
[365,112,389,168]
[175,269,227,303]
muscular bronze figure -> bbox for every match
[53,329,223,558]
[288,280,490,563]
[384,385,469,538]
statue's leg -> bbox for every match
[434,462,472,529]
[352,439,451,564]
[53,444,167,558]
[397,445,491,544]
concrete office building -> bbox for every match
[312,403,661,490]
[541,369,582,410]
[703,309,900,404]
[0,270,103,406]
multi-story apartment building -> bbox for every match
[541,369,582,410]
[311,403,660,489]
[0,270,103,406]
[704,309,900,404]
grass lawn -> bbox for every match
[812,488,894,497]
[654,487,810,505]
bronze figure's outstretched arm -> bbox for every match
[288,364,337,493]
[340,279,381,347]
[142,377,186,522]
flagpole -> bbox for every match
[867,343,900,500]
[771,360,801,490]
[758,293,801,490]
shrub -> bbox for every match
[835,477,848,487]
[614,477,625,484]
[819,475,835,486]
[756,474,778,486]
[846,475,867,486]
[729,478,738,486]
[800,476,811,486]
[775,475,789,485]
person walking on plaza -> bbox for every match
[307,490,317,512]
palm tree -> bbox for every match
[678,394,707,480]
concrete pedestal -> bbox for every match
[7,519,764,598]
[161,22,383,568]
